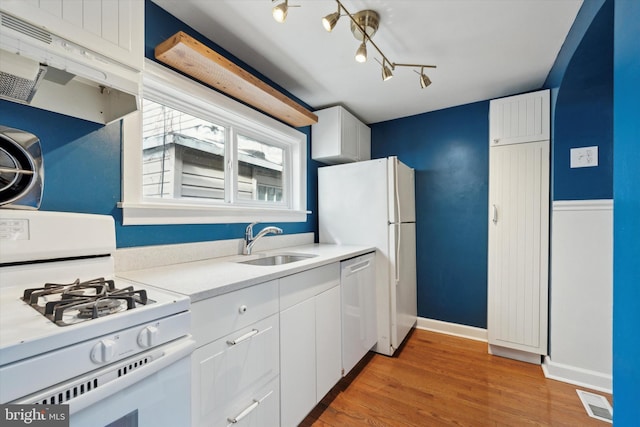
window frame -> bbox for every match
[119,59,308,225]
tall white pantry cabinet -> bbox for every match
[487,89,550,364]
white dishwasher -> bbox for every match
[341,252,377,375]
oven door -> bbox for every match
[71,337,194,427]
[14,337,194,427]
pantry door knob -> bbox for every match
[90,339,116,364]
[137,325,159,348]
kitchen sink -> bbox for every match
[237,253,317,266]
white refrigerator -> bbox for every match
[318,156,417,356]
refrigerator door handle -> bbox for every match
[394,223,401,285]
[394,158,402,224]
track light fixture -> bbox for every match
[322,6,341,32]
[325,0,436,90]
[272,0,288,23]
[413,67,432,88]
[272,0,300,24]
[380,59,393,81]
[272,0,437,90]
[355,40,367,63]
[420,68,432,89]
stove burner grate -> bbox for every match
[22,277,151,326]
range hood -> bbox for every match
[0,12,139,125]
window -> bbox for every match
[120,60,307,225]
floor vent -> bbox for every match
[576,389,613,423]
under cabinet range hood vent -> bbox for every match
[0,12,140,124]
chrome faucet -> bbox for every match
[243,222,283,255]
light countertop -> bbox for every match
[118,243,375,302]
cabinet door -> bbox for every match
[358,122,372,161]
[280,298,316,427]
[488,140,549,356]
[315,285,342,399]
[489,90,550,146]
[0,0,144,69]
[340,108,360,161]
[311,106,368,164]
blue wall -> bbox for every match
[369,0,614,329]
[0,0,319,248]
[371,102,489,328]
[613,0,640,423]
[552,0,613,200]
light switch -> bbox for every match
[570,146,599,168]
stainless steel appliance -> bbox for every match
[0,125,43,209]
[319,156,417,356]
[0,210,195,426]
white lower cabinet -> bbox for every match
[190,262,344,427]
[279,263,341,427]
[191,281,280,427]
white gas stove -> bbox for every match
[0,210,194,426]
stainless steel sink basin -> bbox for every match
[237,253,316,266]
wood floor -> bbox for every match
[301,328,611,426]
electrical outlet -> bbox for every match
[570,146,599,168]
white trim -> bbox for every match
[416,317,488,342]
[542,356,612,394]
[120,59,308,225]
[119,201,309,225]
[488,344,542,365]
[553,199,613,211]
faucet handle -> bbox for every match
[245,222,258,239]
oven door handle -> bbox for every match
[67,336,195,415]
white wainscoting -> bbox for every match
[543,199,612,393]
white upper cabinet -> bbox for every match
[489,89,550,146]
[0,0,144,70]
[312,106,371,164]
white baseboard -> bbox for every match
[488,344,542,365]
[416,317,487,342]
[542,356,612,394]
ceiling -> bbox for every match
[151,0,583,125]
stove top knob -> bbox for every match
[90,339,116,364]
[137,325,159,348]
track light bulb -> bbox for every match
[355,41,367,63]
[382,60,394,81]
[322,10,340,32]
[272,1,288,23]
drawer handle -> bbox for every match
[227,390,273,424]
[227,399,259,424]
[227,329,259,346]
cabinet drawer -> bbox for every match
[280,263,340,310]
[191,280,279,346]
[193,314,279,427]
[221,376,280,427]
